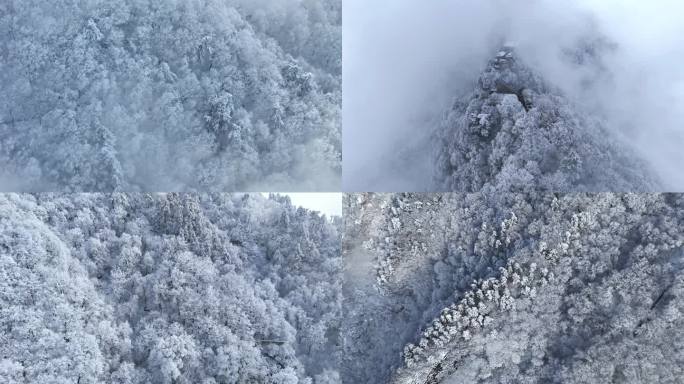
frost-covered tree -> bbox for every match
[0,193,342,383]
[0,0,341,191]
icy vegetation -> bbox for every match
[344,0,684,191]
[343,193,684,383]
[0,193,342,383]
[434,47,661,192]
[0,0,341,191]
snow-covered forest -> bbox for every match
[0,0,341,191]
[343,193,684,383]
[344,0,684,191]
[433,47,661,192]
[0,193,342,383]
[4,191,683,384]
[3,1,684,383]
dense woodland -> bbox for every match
[0,193,342,383]
[344,193,684,383]
[0,0,341,191]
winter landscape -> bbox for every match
[0,0,341,191]
[344,0,684,191]
[344,193,684,383]
[3,191,683,383]
[2,0,684,383]
[0,193,342,383]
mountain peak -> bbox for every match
[433,52,661,193]
[494,46,515,66]
[477,47,546,101]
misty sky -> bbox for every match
[343,0,684,192]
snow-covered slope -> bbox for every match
[0,0,341,191]
[0,193,342,383]
[434,47,661,192]
[344,193,684,384]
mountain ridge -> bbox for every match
[433,47,661,193]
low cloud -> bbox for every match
[344,0,684,191]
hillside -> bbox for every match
[433,47,661,192]
[343,192,684,383]
[0,0,341,191]
[0,193,342,383]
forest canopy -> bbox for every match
[0,0,341,191]
[344,192,684,383]
[0,193,342,383]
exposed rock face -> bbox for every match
[433,48,661,193]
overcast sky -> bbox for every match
[343,0,684,191]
